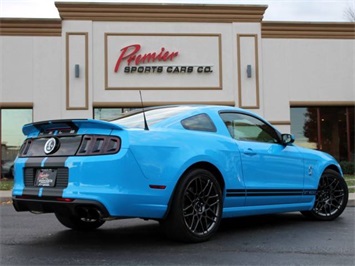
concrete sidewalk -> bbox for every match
[0,190,13,203]
[1,189,355,206]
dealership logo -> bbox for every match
[114,44,179,72]
[113,44,213,74]
[44,138,59,155]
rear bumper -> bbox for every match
[13,149,172,219]
[12,196,110,218]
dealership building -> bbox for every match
[0,1,354,169]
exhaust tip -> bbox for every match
[77,206,102,220]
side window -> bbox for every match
[220,112,280,143]
[181,113,217,132]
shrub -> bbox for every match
[340,161,355,175]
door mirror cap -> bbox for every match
[281,134,295,145]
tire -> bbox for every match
[55,212,105,231]
[161,168,223,242]
[301,169,348,221]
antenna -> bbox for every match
[139,90,149,130]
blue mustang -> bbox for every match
[12,105,348,242]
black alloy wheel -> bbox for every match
[301,169,348,221]
[161,168,223,242]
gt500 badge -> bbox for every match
[44,137,59,155]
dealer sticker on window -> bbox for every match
[35,169,57,187]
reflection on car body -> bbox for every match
[12,105,348,242]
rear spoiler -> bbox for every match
[23,119,124,137]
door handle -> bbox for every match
[244,148,257,156]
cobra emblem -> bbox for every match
[44,138,58,155]
[308,165,313,176]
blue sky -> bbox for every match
[0,0,354,22]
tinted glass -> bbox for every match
[181,113,216,132]
[320,107,348,161]
[111,106,194,129]
[220,112,279,143]
[290,107,318,149]
[290,106,355,162]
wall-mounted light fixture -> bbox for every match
[75,64,80,78]
[246,65,252,78]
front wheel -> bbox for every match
[301,169,348,221]
[161,169,223,242]
[55,212,105,231]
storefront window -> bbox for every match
[291,106,354,162]
[1,109,32,175]
[347,107,355,162]
[319,107,347,161]
[94,108,138,121]
[290,107,318,149]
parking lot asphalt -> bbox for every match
[1,189,354,206]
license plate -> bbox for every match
[35,169,57,187]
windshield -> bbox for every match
[110,106,194,129]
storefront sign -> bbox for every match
[105,34,222,90]
[114,44,179,72]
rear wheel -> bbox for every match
[161,169,223,242]
[55,212,105,231]
[301,169,348,221]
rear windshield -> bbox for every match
[110,106,194,129]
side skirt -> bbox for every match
[222,201,314,218]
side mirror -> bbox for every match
[281,134,295,145]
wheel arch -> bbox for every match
[163,161,225,219]
[183,161,225,192]
[311,164,343,188]
[324,164,342,176]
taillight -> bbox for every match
[19,139,33,156]
[76,135,121,155]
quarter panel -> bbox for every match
[128,129,246,207]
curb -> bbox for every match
[0,190,12,204]
[1,191,355,206]
[0,197,12,204]
[347,198,355,207]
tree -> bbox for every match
[303,108,318,148]
[345,5,355,22]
